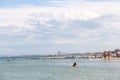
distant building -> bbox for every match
[58,51,61,55]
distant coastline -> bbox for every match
[0,54,119,61]
[0,48,120,61]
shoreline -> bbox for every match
[96,57,120,60]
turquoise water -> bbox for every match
[0,59,120,80]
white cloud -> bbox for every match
[0,6,100,41]
[0,1,120,55]
[54,38,88,44]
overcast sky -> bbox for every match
[0,0,120,56]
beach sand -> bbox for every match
[98,57,120,60]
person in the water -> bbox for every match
[103,51,107,60]
[72,62,77,67]
[102,51,111,60]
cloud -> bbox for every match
[0,1,120,55]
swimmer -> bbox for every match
[72,62,77,67]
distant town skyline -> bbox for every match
[0,0,120,56]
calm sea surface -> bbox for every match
[0,59,120,80]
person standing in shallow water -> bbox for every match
[108,51,111,60]
[102,51,111,60]
[103,51,107,60]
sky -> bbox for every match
[0,0,120,56]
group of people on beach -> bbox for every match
[102,51,111,60]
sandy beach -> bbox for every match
[98,57,120,60]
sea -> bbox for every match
[0,58,120,80]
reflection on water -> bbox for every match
[0,59,120,80]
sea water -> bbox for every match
[0,59,120,80]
